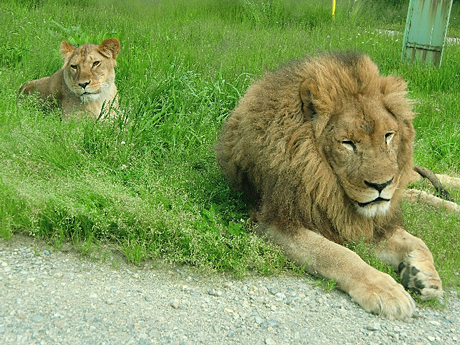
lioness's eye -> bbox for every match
[70,64,77,70]
[93,61,100,67]
[385,132,395,145]
[341,140,356,152]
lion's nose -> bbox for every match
[364,177,394,193]
[79,81,91,89]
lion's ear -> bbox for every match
[381,75,408,95]
[381,75,414,122]
[98,38,120,60]
[300,79,317,120]
[300,79,331,137]
[60,41,76,61]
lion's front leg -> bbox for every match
[260,224,415,319]
[375,227,443,300]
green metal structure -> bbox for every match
[402,0,453,67]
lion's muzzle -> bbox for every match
[354,176,397,218]
[364,177,394,193]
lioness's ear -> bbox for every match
[60,41,76,61]
[300,79,316,120]
[99,38,120,59]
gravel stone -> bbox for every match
[1,235,459,345]
[365,322,381,331]
[208,288,222,297]
[30,315,44,323]
[170,299,180,309]
[265,337,275,345]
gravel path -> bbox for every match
[1,235,459,345]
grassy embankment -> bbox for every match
[1,0,459,293]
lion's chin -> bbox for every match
[80,92,100,103]
[356,199,391,218]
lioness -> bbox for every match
[19,37,120,118]
[216,52,443,320]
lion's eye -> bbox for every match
[70,64,78,70]
[93,61,100,67]
[342,140,356,152]
[385,132,395,145]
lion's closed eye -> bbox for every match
[342,140,356,152]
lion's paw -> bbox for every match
[349,270,415,320]
[399,252,443,300]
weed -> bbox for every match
[123,240,146,266]
[315,278,337,293]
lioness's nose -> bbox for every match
[364,177,394,193]
[79,81,91,89]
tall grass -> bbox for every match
[1,0,459,287]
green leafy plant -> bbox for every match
[50,20,117,46]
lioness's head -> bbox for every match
[61,37,120,103]
[300,53,415,218]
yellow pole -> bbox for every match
[332,0,336,18]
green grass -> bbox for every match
[0,0,459,290]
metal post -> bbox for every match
[401,0,453,67]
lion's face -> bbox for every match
[61,38,119,103]
[320,99,403,218]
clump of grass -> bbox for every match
[315,278,338,293]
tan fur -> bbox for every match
[19,38,120,119]
[436,174,460,189]
[216,52,442,319]
[404,189,460,212]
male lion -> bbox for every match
[216,52,443,320]
[19,37,120,118]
